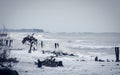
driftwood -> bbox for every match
[0,57,18,63]
[0,57,19,68]
[35,57,63,67]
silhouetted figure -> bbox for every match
[115,47,119,62]
[37,59,42,68]
[95,56,98,61]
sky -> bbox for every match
[0,0,120,32]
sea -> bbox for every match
[40,32,120,55]
[9,32,120,56]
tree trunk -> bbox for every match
[28,44,32,53]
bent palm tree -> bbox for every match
[22,34,37,53]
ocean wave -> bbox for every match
[69,44,118,50]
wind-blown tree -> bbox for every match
[22,34,37,53]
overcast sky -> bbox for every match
[0,0,120,32]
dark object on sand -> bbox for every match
[101,65,105,66]
[98,59,105,62]
[37,59,42,68]
[116,64,119,66]
[42,50,45,54]
[106,59,110,62]
[0,57,19,68]
[57,61,63,66]
[94,57,105,62]
[69,54,74,56]
[0,68,18,75]
[0,57,19,63]
[52,51,75,57]
[115,47,119,62]
[36,57,63,67]
[95,56,98,61]
[80,59,86,61]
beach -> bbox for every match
[8,32,120,75]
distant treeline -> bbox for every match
[0,29,44,32]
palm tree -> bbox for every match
[22,34,37,53]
